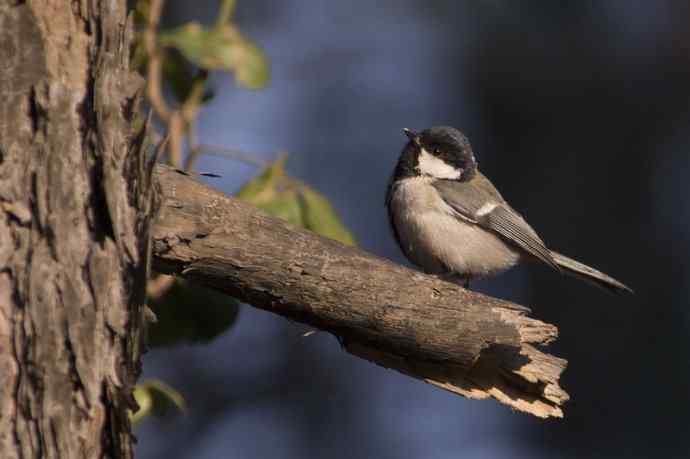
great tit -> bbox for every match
[386,126,632,293]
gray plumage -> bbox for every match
[386,126,632,294]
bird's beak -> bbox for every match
[403,128,419,144]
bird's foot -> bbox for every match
[435,273,472,290]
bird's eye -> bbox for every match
[433,148,441,154]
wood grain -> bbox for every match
[0,2,148,457]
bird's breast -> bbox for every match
[388,177,520,277]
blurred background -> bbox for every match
[137,1,690,458]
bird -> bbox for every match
[385,126,632,294]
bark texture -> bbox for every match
[0,1,149,457]
[152,164,569,418]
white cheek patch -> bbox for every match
[417,148,462,180]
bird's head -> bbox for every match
[403,126,477,182]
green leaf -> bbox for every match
[236,157,355,245]
[228,37,270,89]
[129,45,214,103]
[132,380,187,426]
[147,278,239,348]
[234,155,287,204]
[159,23,217,68]
[260,188,303,226]
[236,156,304,226]
[298,184,356,246]
[159,22,270,89]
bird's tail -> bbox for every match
[550,251,633,294]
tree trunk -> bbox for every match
[0,2,148,458]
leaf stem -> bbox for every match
[217,0,237,26]
[144,0,170,121]
[195,144,271,168]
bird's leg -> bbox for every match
[435,272,472,290]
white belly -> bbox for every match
[389,178,520,277]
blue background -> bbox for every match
[137,1,690,458]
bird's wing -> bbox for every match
[432,176,560,271]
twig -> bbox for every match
[181,70,209,124]
[183,120,201,171]
[217,0,237,26]
[179,70,209,171]
[193,144,270,168]
[144,0,170,122]
[168,112,184,168]
[146,119,169,179]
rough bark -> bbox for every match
[0,1,149,458]
[152,164,569,418]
